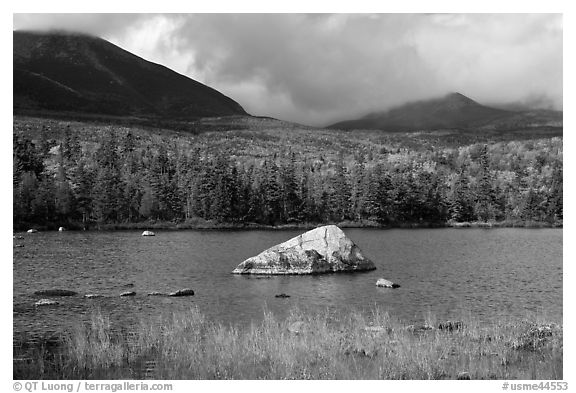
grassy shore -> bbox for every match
[14,306,562,380]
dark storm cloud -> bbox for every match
[13,13,562,126]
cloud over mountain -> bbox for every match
[14,13,563,126]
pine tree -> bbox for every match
[450,171,475,222]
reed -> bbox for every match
[13,306,562,380]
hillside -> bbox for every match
[329,93,562,132]
[13,115,563,230]
[13,30,248,121]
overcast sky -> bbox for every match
[13,13,563,126]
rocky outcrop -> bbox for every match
[34,289,77,296]
[376,278,400,288]
[168,288,194,297]
[232,225,376,274]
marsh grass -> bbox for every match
[13,306,562,380]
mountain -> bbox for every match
[13,30,248,121]
[329,93,562,132]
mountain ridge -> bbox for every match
[329,92,562,132]
[13,30,248,121]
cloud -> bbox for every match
[13,13,562,125]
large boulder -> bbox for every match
[232,225,376,274]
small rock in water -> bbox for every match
[34,289,77,297]
[169,288,195,297]
[27,229,38,233]
[147,291,166,296]
[84,294,104,299]
[407,324,434,333]
[288,321,306,334]
[142,230,155,236]
[275,293,290,298]
[120,291,136,297]
[457,371,471,380]
[438,320,465,332]
[362,326,392,334]
[35,299,59,307]
[376,278,400,288]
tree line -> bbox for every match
[13,124,563,229]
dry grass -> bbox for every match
[13,306,562,380]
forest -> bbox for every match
[12,116,563,230]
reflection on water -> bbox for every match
[13,228,562,339]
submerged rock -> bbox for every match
[120,291,136,297]
[142,230,155,236]
[34,289,77,297]
[232,225,376,274]
[168,288,195,297]
[147,291,166,296]
[84,294,104,299]
[35,299,59,307]
[275,293,291,298]
[376,278,400,288]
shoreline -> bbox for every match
[14,219,562,232]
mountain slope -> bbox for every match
[13,30,248,120]
[329,93,561,132]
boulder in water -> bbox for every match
[120,291,136,297]
[27,229,38,233]
[142,230,155,236]
[376,278,400,288]
[168,288,195,297]
[232,225,376,274]
[58,227,65,232]
[34,289,77,296]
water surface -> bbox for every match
[13,228,562,339]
